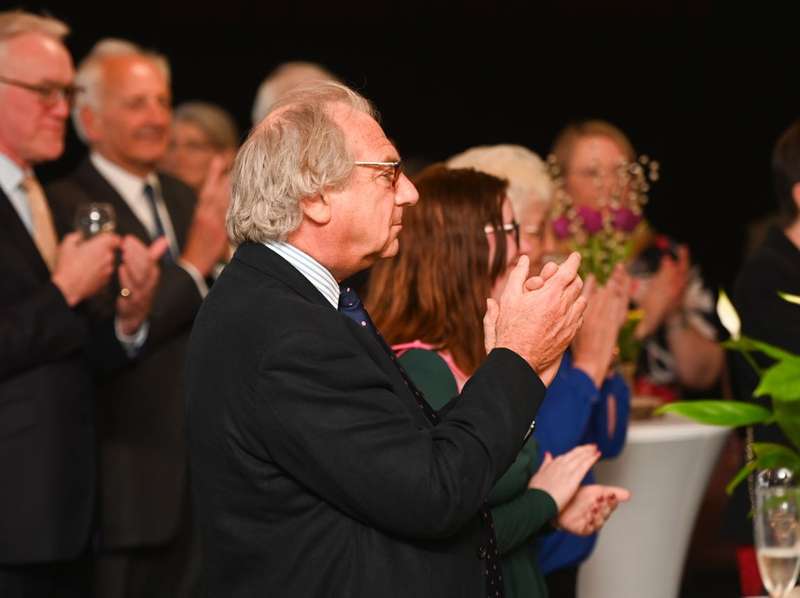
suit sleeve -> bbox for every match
[237,324,545,541]
[0,282,88,380]
[142,261,203,349]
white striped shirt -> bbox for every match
[263,241,340,309]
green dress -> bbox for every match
[399,348,557,598]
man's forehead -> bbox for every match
[0,32,72,79]
[330,103,398,159]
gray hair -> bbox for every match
[72,38,171,143]
[174,101,239,150]
[228,81,374,244]
[251,61,339,126]
[447,144,554,219]
[0,10,68,64]
[0,10,68,42]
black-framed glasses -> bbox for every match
[484,220,520,247]
[0,75,83,107]
[354,160,402,188]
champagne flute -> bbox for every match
[755,479,800,597]
[74,203,116,238]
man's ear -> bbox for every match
[300,192,332,225]
[79,105,101,143]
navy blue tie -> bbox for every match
[143,183,174,262]
[337,285,504,598]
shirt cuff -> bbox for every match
[114,318,149,357]
[177,258,209,298]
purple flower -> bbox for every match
[611,207,642,233]
[577,206,603,234]
[551,216,571,240]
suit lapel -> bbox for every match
[73,159,152,243]
[0,188,50,279]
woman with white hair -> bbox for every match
[448,145,632,598]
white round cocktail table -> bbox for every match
[577,412,730,598]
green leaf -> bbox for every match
[723,336,800,363]
[726,461,757,495]
[774,400,800,453]
[656,400,773,426]
[754,360,800,401]
[780,292,800,305]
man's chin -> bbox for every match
[379,239,400,259]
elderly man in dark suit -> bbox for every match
[46,38,230,598]
[0,11,163,597]
[186,81,588,598]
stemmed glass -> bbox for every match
[74,203,116,238]
[755,470,800,597]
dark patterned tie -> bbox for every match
[142,183,174,262]
[337,285,504,598]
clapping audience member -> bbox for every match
[47,38,228,598]
[0,12,162,597]
[447,145,632,597]
[551,120,724,400]
[367,164,630,598]
[160,101,238,193]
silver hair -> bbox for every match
[251,61,339,126]
[228,80,374,244]
[447,144,554,219]
[174,101,239,150]
[71,38,171,143]
[0,10,68,65]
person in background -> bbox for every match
[726,120,800,597]
[0,12,162,597]
[551,120,724,400]
[47,38,229,598]
[447,145,632,597]
[160,101,239,193]
[250,60,339,125]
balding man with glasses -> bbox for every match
[0,11,163,597]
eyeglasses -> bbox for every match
[0,75,83,107]
[484,220,520,247]
[354,160,402,188]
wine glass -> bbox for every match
[755,474,800,597]
[74,203,116,239]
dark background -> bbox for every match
[21,1,800,291]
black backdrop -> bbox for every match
[21,1,800,290]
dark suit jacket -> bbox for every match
[0,188,96,564]
[47,158,202,549]
[186,242,546,597]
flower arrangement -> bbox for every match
[659,292,800,493]
[546,153,660,371]
[546,154,659,285]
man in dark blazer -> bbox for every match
[0,13,162,597]
[46,40,230,598]
[186,81,587,597]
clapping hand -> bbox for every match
[180,155,232,276]
[528,445,600,510]
[115,236,169,335]
[483,253,587,386]
[556,484,631,536]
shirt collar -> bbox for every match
[263,240,340,309]
[0,153,27,198]
[90,151,159,202]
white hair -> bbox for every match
[71,38,171,143]
[228,81,374,244]
[447,144,554,219]
[251,61,339,126]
